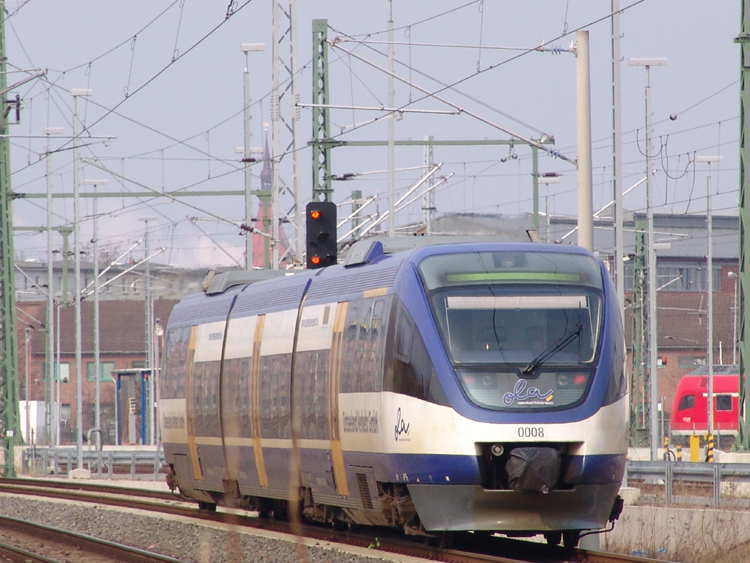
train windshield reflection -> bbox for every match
[440,293,599,365]
[418,250,605,411]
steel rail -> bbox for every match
[0,541,62,563]
[0,478,662,563]
[0,477,176,500]
[0,514,189,563]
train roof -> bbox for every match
[675,372,739,393]
[170,238,600,328]
[201,234,595,296]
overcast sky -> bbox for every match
[4,1,740,269]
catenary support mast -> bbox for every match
[311,20,332,203]
[0,0,21,476]
[271,0,302,267]
[736,1,750,449]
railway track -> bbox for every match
[0,478,662,563]
[0,513,190,563]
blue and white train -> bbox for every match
[159,240,627,547]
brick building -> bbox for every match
[18,299,179,445]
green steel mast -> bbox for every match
[0,0,21,476]
[312,19,332,203]
[737,1,750,449]
[629,217,648,446]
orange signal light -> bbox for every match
[310,210,322,220]
[310,255,322,265]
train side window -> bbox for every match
[365,299,385,392]
[678,394,694,411]
[239,358,250,417]
[340,305,360,393]
[258,357,274,437]
[163,327,189,400]
[390,302,448,406]
[338,297,391,394]
[395,310,413,362]
[293,349,330,440]
[716,394,732,411]
[604,311,627,406]
[276,354,292,439]
[371,299,385,341]
[357,301,375,391]
[195,363,205,413]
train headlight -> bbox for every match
[490,444,504,457]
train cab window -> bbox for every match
[678,394,695,411]
[716,394,732,411]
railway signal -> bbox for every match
[306,201,337,269]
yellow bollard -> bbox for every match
[676,444,682,462]
[706,433,714,463]
[689,435,700,462]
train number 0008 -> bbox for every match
[517,427,544,438]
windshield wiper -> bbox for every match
[522,323,583,375]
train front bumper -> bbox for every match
[407,482,621,532]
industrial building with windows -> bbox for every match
[13,211,740,446]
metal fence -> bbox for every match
[18,449,750,505]
[21,447,166,480]
[627,460,750,506]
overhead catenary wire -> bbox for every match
[83,158,244,229]
[326,0,647,149]
[5,1,740,270]
[22,1,256,162]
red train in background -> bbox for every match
[670,365,739,449]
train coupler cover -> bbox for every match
[506,447,560,493]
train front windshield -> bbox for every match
[419,250,604,411]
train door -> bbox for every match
[185,326,202,481]
[220,314,261,487]
[186,321,227,490]
[250,315,269,487]
[328,302,349,496]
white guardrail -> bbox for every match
[18,448,750,507]
[627,460,750,507]
[21,447,166,480]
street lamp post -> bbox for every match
[730,271,739,366]
[697,155,723,436]
[84,178,108,451]
[629,58,666,461]
[538,175,560,243]
[138,216,157,445]
[153,318,164,445]
[71,88,92,469]
[241,43,265,271]
[24,327,29,445]
[44,126,63,445]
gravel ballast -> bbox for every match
[0,495,420,563]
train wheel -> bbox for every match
[437,532,454,549]
[198,501,217,512]
[562,530,580,549]
[544,532,562,546]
